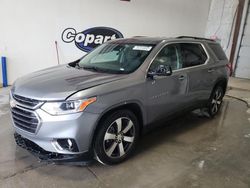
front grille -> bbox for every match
[11,107,39,133]
[13,94,40,108]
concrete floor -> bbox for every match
[0,86,250,188]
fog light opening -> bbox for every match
[56,138,79,152]
[67,139,73,150]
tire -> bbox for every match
[207,85,224,117]
[94,110,139,165]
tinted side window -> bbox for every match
[208,43,227,60]
[179,43,207,68]
[149,45,181,71]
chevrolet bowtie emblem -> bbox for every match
[10,99,17,108]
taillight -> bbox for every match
[226,63,232,76]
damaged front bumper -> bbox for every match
[14,133,93,166]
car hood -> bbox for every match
[12,65,126,101]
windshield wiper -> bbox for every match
[82,66,105,72]
[80,65,127,74]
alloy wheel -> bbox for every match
[103,117,135,158]
[211,88,223,115]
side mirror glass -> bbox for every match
[148,65,172,78]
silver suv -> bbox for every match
[10,36,229,165]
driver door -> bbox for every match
[146,44,188,123]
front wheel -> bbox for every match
[207,86,224,117]
[94,110,139,165]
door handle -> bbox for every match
[208,69,215,73]
[179,75,185,81]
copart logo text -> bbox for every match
[62,27,124,52]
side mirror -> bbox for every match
[147,65,172,79]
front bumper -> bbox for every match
[14,132,93,165]
[11,104,100,157]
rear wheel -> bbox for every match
[94,110,139,165]
[207,86,224,117]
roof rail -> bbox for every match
[177,36,215,42]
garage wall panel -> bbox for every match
[0,0,211,84]
[241,35,250,46]
[235,3,250,79]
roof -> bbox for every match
[110,36,215,45]
[110,37,168,45]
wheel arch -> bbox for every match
[89,101,145,149]
[212,77,228,96]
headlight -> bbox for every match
[41,97,96,115]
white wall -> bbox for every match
[205,0,239,57]
[0,0,211,84]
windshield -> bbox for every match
[77,42,155,74]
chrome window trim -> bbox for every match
[146,41,210,75]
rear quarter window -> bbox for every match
[208,43,228,61]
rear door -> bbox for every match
[177,43,213,105]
